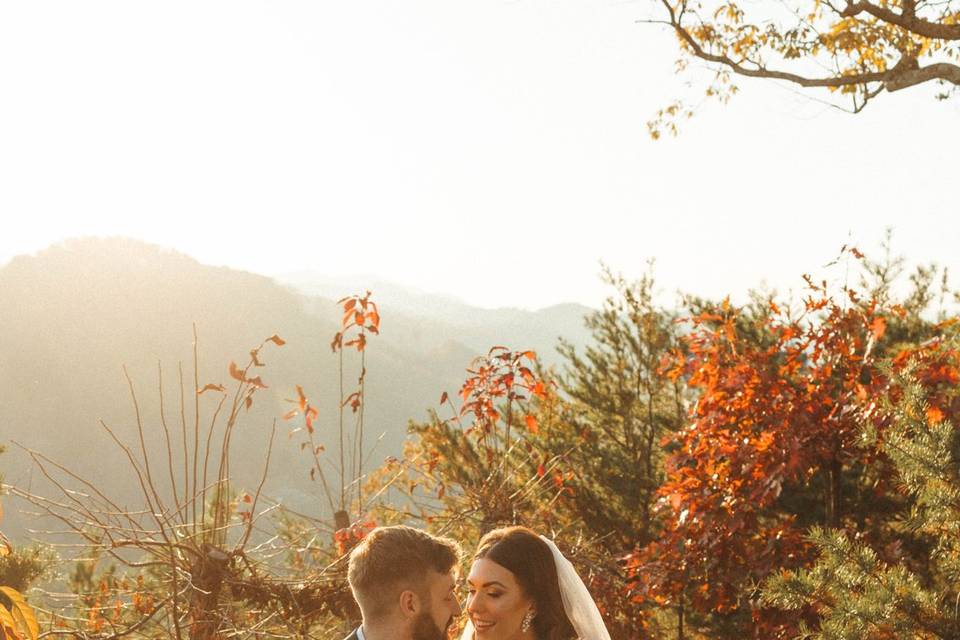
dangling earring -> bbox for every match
[521,610,535,633]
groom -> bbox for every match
[345,525,462,640]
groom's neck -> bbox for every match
[362,619,405,640]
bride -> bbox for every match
[461,526,611,640]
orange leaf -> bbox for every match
[267,334,286,346]
[242,493,252,503]
[926,406,945,425]
[525,414,539,434]
[296,385,308,410]
[228,361,245,382]
[440,391,449,405]
[282,409,298,420]
[198,383,226,395]
[870,316,887,341]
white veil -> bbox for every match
[459,536,611,640]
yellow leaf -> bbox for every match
[0,587,39,640]
[0,606,17,636]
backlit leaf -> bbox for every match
[0,587,38,640]
[525,414,539,434]
[228,361,245,382]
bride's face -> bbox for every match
[466,558,535,640]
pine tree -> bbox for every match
[552,266,686,548]
[762,357,960,639]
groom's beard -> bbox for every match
[411,611,452,640]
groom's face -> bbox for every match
[411,569,460,640]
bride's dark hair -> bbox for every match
[474,526,577,640]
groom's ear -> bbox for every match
[398,589,422,618]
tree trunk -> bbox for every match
[824,457,842,528]
[188,545,230,640]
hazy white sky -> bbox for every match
[1,0,957,309]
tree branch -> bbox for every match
[842,1,960,40]
[661,0,960,94]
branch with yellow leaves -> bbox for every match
[647,0,960,136]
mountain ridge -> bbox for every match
[0,237,593,538]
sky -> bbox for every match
[1,0,958,310]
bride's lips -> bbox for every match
[471,619,495,633]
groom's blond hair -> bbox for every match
[347,525,460,619]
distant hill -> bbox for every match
[0,238,593,538]
[277,271,594,370]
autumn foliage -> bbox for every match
[647,0,960,136]
[626,249,960,636]
[5,248,960,640]
[0,492,38,640]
